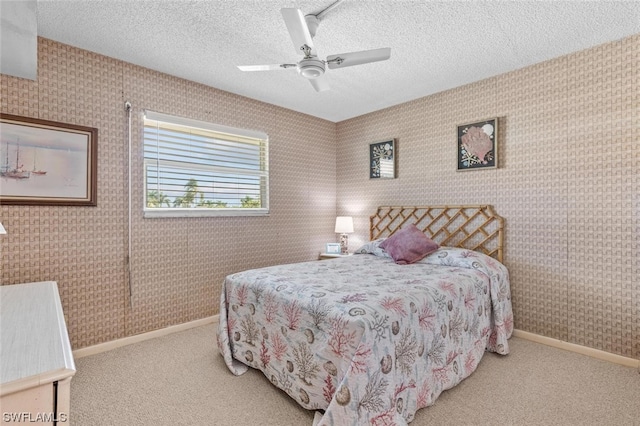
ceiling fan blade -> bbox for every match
[309,76,330,92]
[326,47,391,69]
[281,8,316,56]
[237,64,295,72]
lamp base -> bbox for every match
[339,233,349,255]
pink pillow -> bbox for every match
[379,224,439,265]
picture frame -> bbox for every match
[369,139,396,179]
[325,243,342,254]
[457,118,498,171]
[0,114,98,206]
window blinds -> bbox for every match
[143,110,269,215]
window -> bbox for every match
[143,111,269,217]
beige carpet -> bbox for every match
[70,323,640,425]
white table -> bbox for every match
[1,281,75,425]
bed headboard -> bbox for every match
[370,205,504,262]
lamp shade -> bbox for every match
[0,222,6,235]
[334,216,354,234]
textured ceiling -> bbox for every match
[35,0,640,122]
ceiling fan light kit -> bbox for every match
[297,57,325,79]
[237,3,391,92]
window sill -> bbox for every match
[143,208,269,218]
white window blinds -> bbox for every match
[143,111,269,217]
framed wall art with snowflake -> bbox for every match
[457,118,498,171]
[369,139,396,179]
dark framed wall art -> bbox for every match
[369,139,396,179]
[457,118,498,171]
[0,114,98,206]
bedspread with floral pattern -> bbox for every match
[217,248,513,425]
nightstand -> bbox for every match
[319,253,353,260]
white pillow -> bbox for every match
[353,238,392,258]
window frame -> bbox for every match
[142,110,269,218]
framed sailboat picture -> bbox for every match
[0,114,97,206]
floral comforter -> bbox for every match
[217,248,513,425]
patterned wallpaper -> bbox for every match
[0,38,337,348]
[336,34,638,359]
[1,35,637,360]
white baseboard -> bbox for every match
[513,329,640,370]
[73,315,219,359]
[72,320,638,370]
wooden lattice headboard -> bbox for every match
[370,205,504,262]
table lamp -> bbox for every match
[334,216,354,254]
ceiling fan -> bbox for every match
[237,4,391,92]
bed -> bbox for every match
[217,205,513,425]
